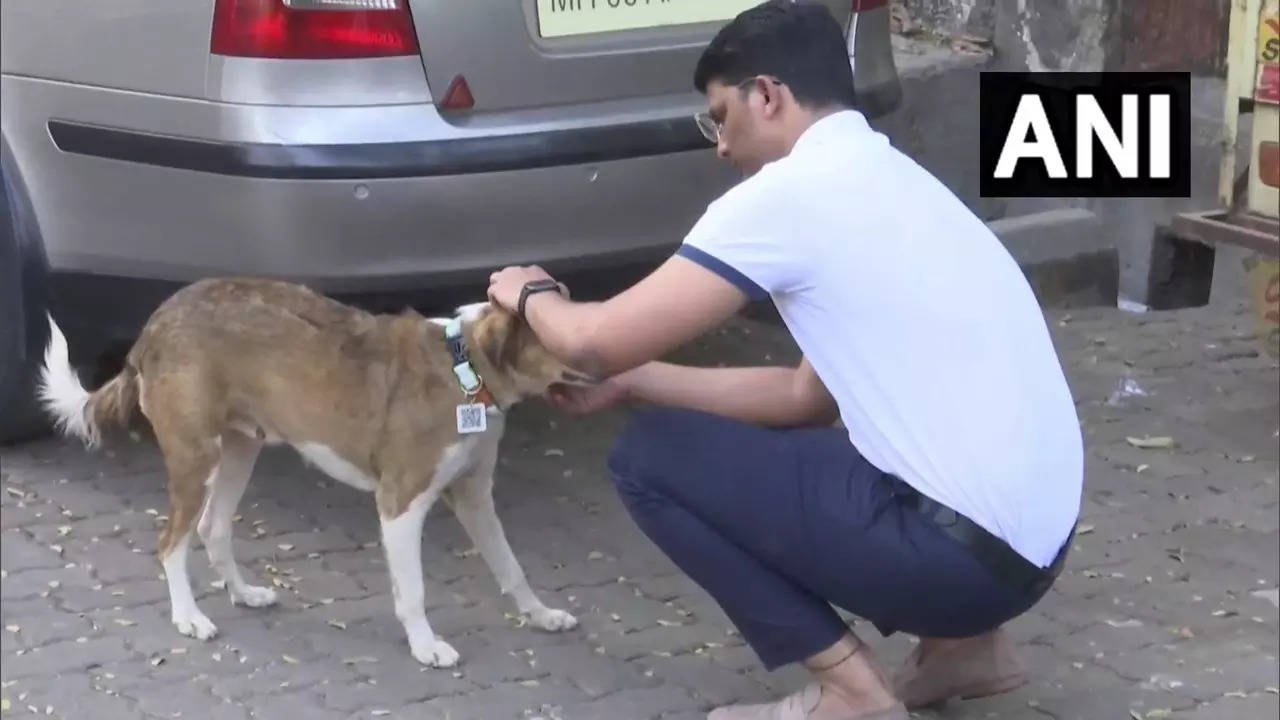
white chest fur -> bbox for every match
[295,410,505,493]
[432,411,505,488]
[295,442,378,492]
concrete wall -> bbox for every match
[990,0,1109,72]
[878,0,1233,306]
[896,0,995,38]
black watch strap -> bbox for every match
[517,279,563,320]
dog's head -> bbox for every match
[462,303,596,400]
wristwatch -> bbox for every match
[517,278,564,320]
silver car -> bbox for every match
[0,0,899,439]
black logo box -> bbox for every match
[979,72,1191,198]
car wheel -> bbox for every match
[1,138,53,445]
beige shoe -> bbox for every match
[707,683,909,720]
[891,630,1027,709]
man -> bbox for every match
[488,2,1082,718]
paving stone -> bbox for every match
[1,564,97,601]
[1179,692,1280,720]
[130,680,255,720]
[566,583,689,634]
[9,673,148,720]
[206,655,341,700]
[57,578,170,613]
[20,478,135,519]
[446,636,549,685]
[1,530,66,572]
[700,642,762,673]
[0,501,57,529]
[4,607,97,648]
[631,574,697,602]
[327,660,477,708]
[646,654,772,707]
[531,644,660,698]
[409,679,589,720]
[245,690,350,720]
[592,623,721,661]
[77,539,165,583]
[0,303,1275,718]
[556,686,704,720]
[3,635,136,679]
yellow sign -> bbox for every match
[536,0,761,39]
[1260,0,1279,64]
[1245,256,1280,358]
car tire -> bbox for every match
[0,357,51,445]
[1,138,53,446]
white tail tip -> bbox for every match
[37,314,98,448]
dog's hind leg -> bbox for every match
[449,470,578,633]
[155,435,220,640]
[198,431,276,608]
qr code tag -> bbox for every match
[456,403,487,434]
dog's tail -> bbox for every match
[38,315,138,449]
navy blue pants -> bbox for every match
[608,408,1046,670]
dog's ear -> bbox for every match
[473,308,521,370]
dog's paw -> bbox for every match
[173,612,218,641]
[230,585,279,608]
[411,638,460,668]
[528,607,578,632]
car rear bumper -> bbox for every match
[4,74,737,290]
[34,139,731,291]
[47,115,709,180]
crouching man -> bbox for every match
[488,2,1082,717]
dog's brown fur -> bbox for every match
[46,277,587,662]
[92,279,553,554]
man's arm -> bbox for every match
[620,358,839,428]
[494,255,748,378]
[550,356,839,429]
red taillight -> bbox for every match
[211,0,418,59]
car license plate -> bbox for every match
[535,0,761,39]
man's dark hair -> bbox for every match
[694,0,856,109]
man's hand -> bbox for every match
[546,376,631,416]
[487,265,559,315]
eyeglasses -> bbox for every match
[693,76,782,144]
[693,112,722,144]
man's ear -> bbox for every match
[758,78,782,118]
[473,308,520,370]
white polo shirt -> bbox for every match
[677,110,1082,568]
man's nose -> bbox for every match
[716,138,730,161]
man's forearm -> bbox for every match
[506,256,750,379]
[621,362,837,428]
[522,292,608,374]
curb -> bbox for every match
[990,208,1119,309]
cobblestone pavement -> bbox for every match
[2,298,1278,720]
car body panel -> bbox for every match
[409,0,851,113]
[0,0,898,358]
[0,0,215,98]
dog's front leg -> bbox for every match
[450,474,577,633]
[378,487,459,668]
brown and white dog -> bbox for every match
[39,277,593,667]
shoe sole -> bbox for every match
[959,673,1027,700]
[904,673,1028,710]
